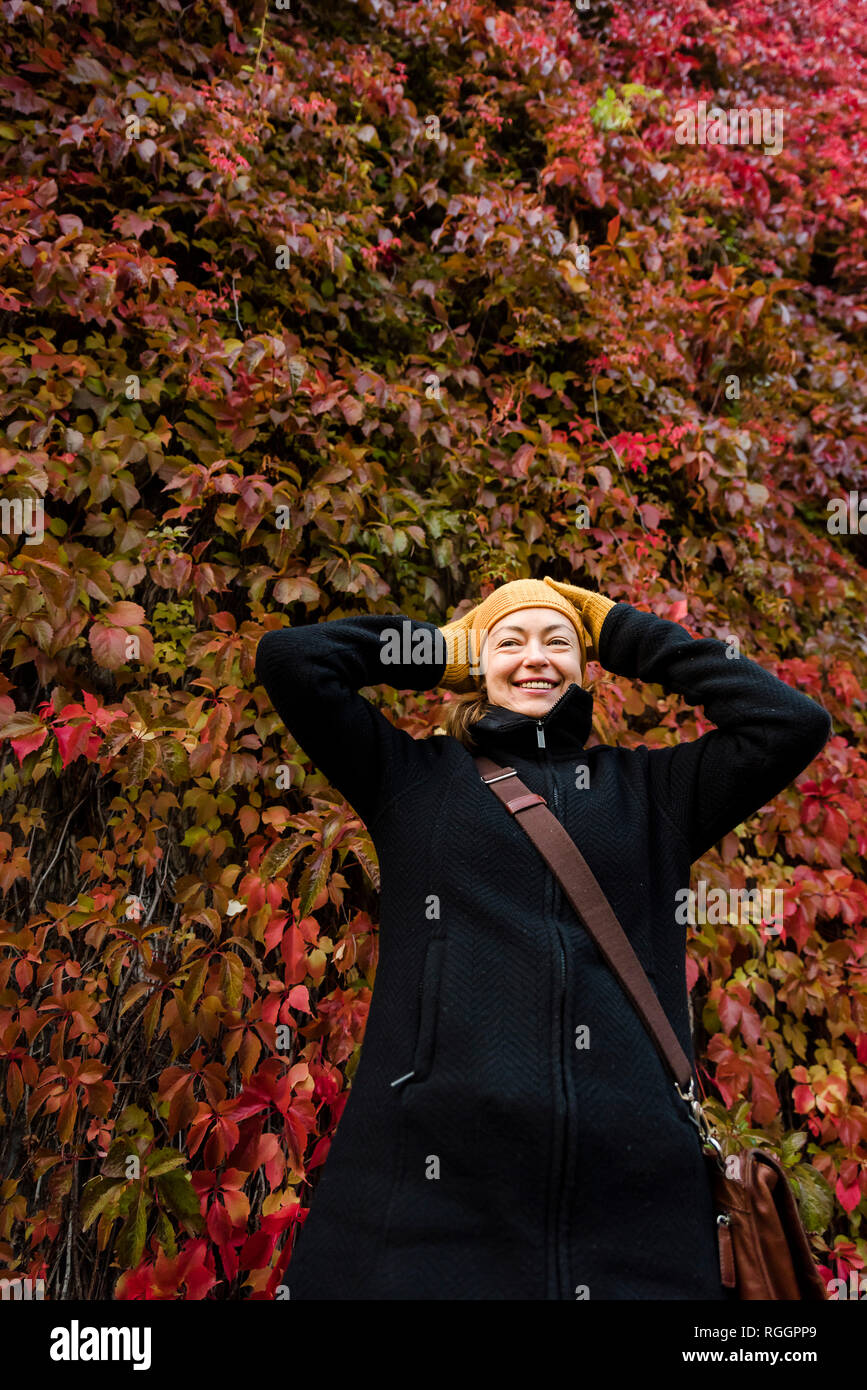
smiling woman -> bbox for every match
[483,610,585,714]
[254,570,831,1300]
[439,575,604,749]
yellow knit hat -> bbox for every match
[438,576,617,693]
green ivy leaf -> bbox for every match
[144,1148,188,1180]
[788,1165,835,1233]
[157,1169,203,1228]
[116,1187,149,1269]
[80,1176,125,1232]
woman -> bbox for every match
[254,575,831,1300]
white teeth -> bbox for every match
[517,681,556,689]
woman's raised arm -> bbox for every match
[255,614,447,827]
[596,602,832,862]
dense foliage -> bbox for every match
[1,0,866,1299]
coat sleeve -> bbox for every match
[254,615,447,827]
[597,603,832,862]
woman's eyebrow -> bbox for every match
[493,623,573,636]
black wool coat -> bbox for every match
[254,602,831,1300]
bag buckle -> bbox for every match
[675,1078,726,1170]
[480,767,547,815]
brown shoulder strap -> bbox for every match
[474,754,694,1092]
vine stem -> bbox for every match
[230,273,243,333]
[29,791,87,907]
[60,1209,74,1300]
[253,7,269,75]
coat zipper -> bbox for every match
[538,718,570,1300]
[554,927,568,1299]
[390,946,435,1090]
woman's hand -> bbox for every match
[542,577,618,663]
[437,611,480,692]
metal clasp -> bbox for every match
[480,770,518,785]
[675,1077,726,1169]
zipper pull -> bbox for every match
[390,1070,416,1088]
[536,721,546,749]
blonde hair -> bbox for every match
[436,685,491,750]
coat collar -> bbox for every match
[471,680,594,758]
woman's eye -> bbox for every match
[497,637,569,649]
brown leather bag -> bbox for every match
[475,754,828,1301]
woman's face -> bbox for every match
[482,607,584,716]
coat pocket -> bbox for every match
[410,935,447,1083]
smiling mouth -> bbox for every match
[513,680,559,690]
